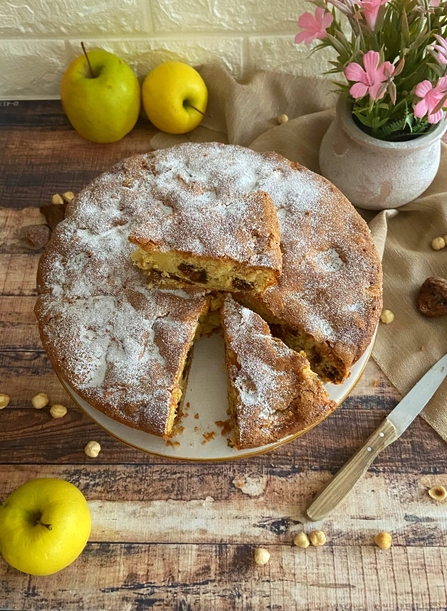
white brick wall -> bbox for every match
[0,0,333,100]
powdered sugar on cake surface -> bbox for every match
[36,142,381,438]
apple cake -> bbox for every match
[130,190,282,293]
[221,296,337,449]
[35,142,382,445]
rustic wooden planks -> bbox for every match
[1,545,446,611]
[1,101,447,611]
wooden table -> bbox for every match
[1,101,447,611]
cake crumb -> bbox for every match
[165,439,181,448]
[202,430,216,444]
[215,419,232,435]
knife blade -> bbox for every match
[307,353,447,522]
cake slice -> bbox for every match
[35,288,211,439]
[129,190,282,293]
[221,296,337,449]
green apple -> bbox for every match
[61,47,140,143]
[0,478,91,576]
[142,61,208,134]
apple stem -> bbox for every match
[81,42,96,79]
[186,104,207,117]
[37,521,53,531]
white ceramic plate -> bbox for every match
[62,329,375,461]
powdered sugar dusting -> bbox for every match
[314,249,344,272]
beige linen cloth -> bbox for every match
[150,64,447,441]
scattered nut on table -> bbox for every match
[431,236,445,250]
[32,392,49,409]
[417,277,447,318]
[293,532,310,548]
[51,193,65,205]
[428,485,447,501]
[374,531,392,549]
[84,440,101,458]
[50,404,67,419]
[277,114,289,124]
[62,191,75,204]
[309,530,326,547]
[380,309,394,324]
[0,394,11,409]
[253,548,270,565]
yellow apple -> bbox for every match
[0,478,91,576]
[61,48,140,143]
[142,61,208,134]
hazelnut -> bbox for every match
[62,191,75,204]
[277,114,289,125]
[293,532,310,548]
[84,440,101,458]
[428,485,447,501]
[51,193,65,205]
[380,309,394,324]
[417,277,447,318]
[50,404,67,418]
[253,548,270,565]
[0,394,11,409]
[431,237,445,250]
[309,530,326,546]
[32,392,49,409]
[374,531,392,549]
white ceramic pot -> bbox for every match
[319,97,447,210]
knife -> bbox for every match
[307,353,447,522]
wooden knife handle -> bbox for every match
[306,418,398,522]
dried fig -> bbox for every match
[417,277,447,318]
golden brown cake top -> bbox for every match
[222,296,337,448]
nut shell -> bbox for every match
[417,277,447,318]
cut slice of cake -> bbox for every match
[35,288,211,439]
[129,190,282,293]
[221,296,337,449]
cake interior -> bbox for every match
[131,248,278,293]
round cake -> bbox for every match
[35,142,382,442]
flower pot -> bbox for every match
[319,98,447,210]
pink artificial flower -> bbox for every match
[295,7,334,44]
[414,76,447,124]
[356,0,389,30]
[433,34,447,65]
[345,50,395,100]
